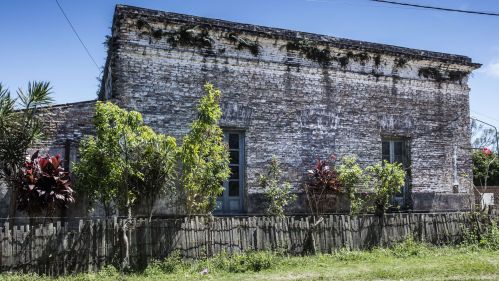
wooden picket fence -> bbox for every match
[0,212,486,275]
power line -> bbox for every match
[471,110,499,125]
[54,0,100,70]
[370,0,499,17]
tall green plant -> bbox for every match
[179,83,230,215]
[131,131,177,220]
[73,102,177,218]
[365,160,406,214]
[259,156,296,217]
[0,82,53,220]
[337,155,367,214]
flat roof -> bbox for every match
[115,4,480,68]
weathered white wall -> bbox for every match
[102,5,479,212]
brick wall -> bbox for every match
[101,5,480,213]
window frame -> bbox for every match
[381,137,411,209]
[215,130,245,214]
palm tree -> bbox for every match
[0,82,53,222]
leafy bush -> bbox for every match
[130,132,177,220]
[160,251,184,274]
[390,236,430,258]
[143,259,164,276]
[17,151,74,217]
[305,155,341,215]
[337,155,367,214]
[259,156,296,217]
[73,102,177,218]
[179,83,230,215]
[97,265,119,277]
[462,220,499,250]
[144,251,184,276]
[212,251,277,273]
[365,160,406,214]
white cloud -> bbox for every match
[481,60,499,78]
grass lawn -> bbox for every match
[2,246,498,281]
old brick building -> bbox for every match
[0,5,481,217]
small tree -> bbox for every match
[179,83,230,215]
[0,82,53,221]
[73,136,117,216]
[365,160,406,215]
[472,148,499,211]
[473,148,499,187]
[74,102,177,218]
[337,155,367,214]
[131,131,177,221]
[259,156,296,217]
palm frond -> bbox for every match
[0,84,15,131]
[17,81,53,110]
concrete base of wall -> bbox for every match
[246,192,351,215]
[412,193,473,212]
[247,192,474,214]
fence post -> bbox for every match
[4,223,11,268]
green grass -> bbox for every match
[2,245,498,281]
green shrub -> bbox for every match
[462,221,499,250]
[144,251,184,276]
[337,155,367,214]
[97,265,119,277]
[245,251,276,272]
[144,259,164,276]
[74,101,177,218]
[160,250,184,273]
[479,221,499,250]
[259,156,297,217]
[390,235,430,258]
[211,251,231,271]
[211,251,277,273]
[365,160,406,214]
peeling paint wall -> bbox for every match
[103,5,478,212]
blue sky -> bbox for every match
[1,0,499,128]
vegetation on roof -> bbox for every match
[227,32,261,56]
[418,67,469,84]
[286,39,333,66]
[394,57,408,69]
[168,26,214,49]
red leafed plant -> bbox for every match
[17,151,75,217]
[482,147,493,156]
[306,156,341,193]
[305,155,342,215]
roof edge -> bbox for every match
[115,4,480,68]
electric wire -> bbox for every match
[370,0,499,17]
[306,0,499,17]
[54,0,100,70]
